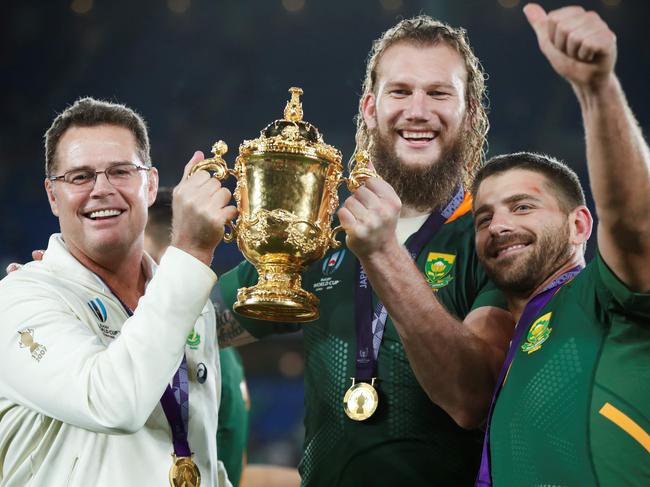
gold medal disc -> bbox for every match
[343,381,378,421]
[169,455,201,487]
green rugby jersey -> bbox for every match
[219,212,506,486]
[490,254,650,486]
[217,348,249,487]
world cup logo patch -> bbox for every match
[87,297,108,323]
[322,249,346,276]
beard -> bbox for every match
[480,218,573,297]
[368,126,471,211]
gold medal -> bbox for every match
[169,455,201,487]
[343,377,378,421]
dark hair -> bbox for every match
[354,15,489,185]
[471,152,585,212]
[44,97,151,175]
[145,187,173,248]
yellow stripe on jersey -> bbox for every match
[599,402,650,454]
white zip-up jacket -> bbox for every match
[0,234,231,486]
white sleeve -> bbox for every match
[0,246,216,434]
[217,460,233,487]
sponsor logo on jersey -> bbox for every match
[314,250,346,292]
[322,249,346,276]
[87,297,107,322]
[425,252,456,290]
[521,312,553,354]
[18,328,47,362]
[187,329,201,349]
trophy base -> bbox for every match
[234,286,320,323]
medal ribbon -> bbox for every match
[109,290,192,458]
[354,186,466,381]
[475,265,583,486]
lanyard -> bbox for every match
[353,187,466,381]
[111,290,192,458]
[475,266,583,486]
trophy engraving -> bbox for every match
[191,87,377,322]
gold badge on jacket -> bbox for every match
[18,328,47,362]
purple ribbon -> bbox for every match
[353,187,465,382]
[160,356,191,457]
[112,292,192,458]
[475,266,583,486]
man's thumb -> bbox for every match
[523,3,548,38]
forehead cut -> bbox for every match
[473,170,550,217]
[471,152,586,213]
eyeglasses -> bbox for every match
[48,163,151,187]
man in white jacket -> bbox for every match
[0,97,237,486]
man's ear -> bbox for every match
[462,101,472,133]
[570,205,593,246]
[44,178,59,217]
[147,166,159,207]
[361,93,378,130]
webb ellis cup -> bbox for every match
[190,87,376,323]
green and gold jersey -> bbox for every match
[217,348,249,487]
[219,212,506,486]
[490,254,650,486]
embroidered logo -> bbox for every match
[322,249,346,276]
[88,297,120,339]
[357,347,371,364]
[313,250,346,292]
[187,329,201,350]
[521,312,553,354]
[18,329,47,362]
[88,297,107,323]
[425,252,456,290]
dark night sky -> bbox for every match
[1,0,648,266]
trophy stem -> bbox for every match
[234,262,320,323]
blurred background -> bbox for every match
[1,0,648,467]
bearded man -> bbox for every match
[215,15,515,486]
[471,4,650,485]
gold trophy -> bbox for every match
[191,87,377,323]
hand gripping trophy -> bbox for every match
[191,87,377,323]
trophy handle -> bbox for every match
[339,150,379,192]
[329,225,344,249]
[224,213,259,244]
[223,219,238,243]
[188,140,237,181]
[329,150,380,248]
[188,140,239,243]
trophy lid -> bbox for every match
[239,87,342,166]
